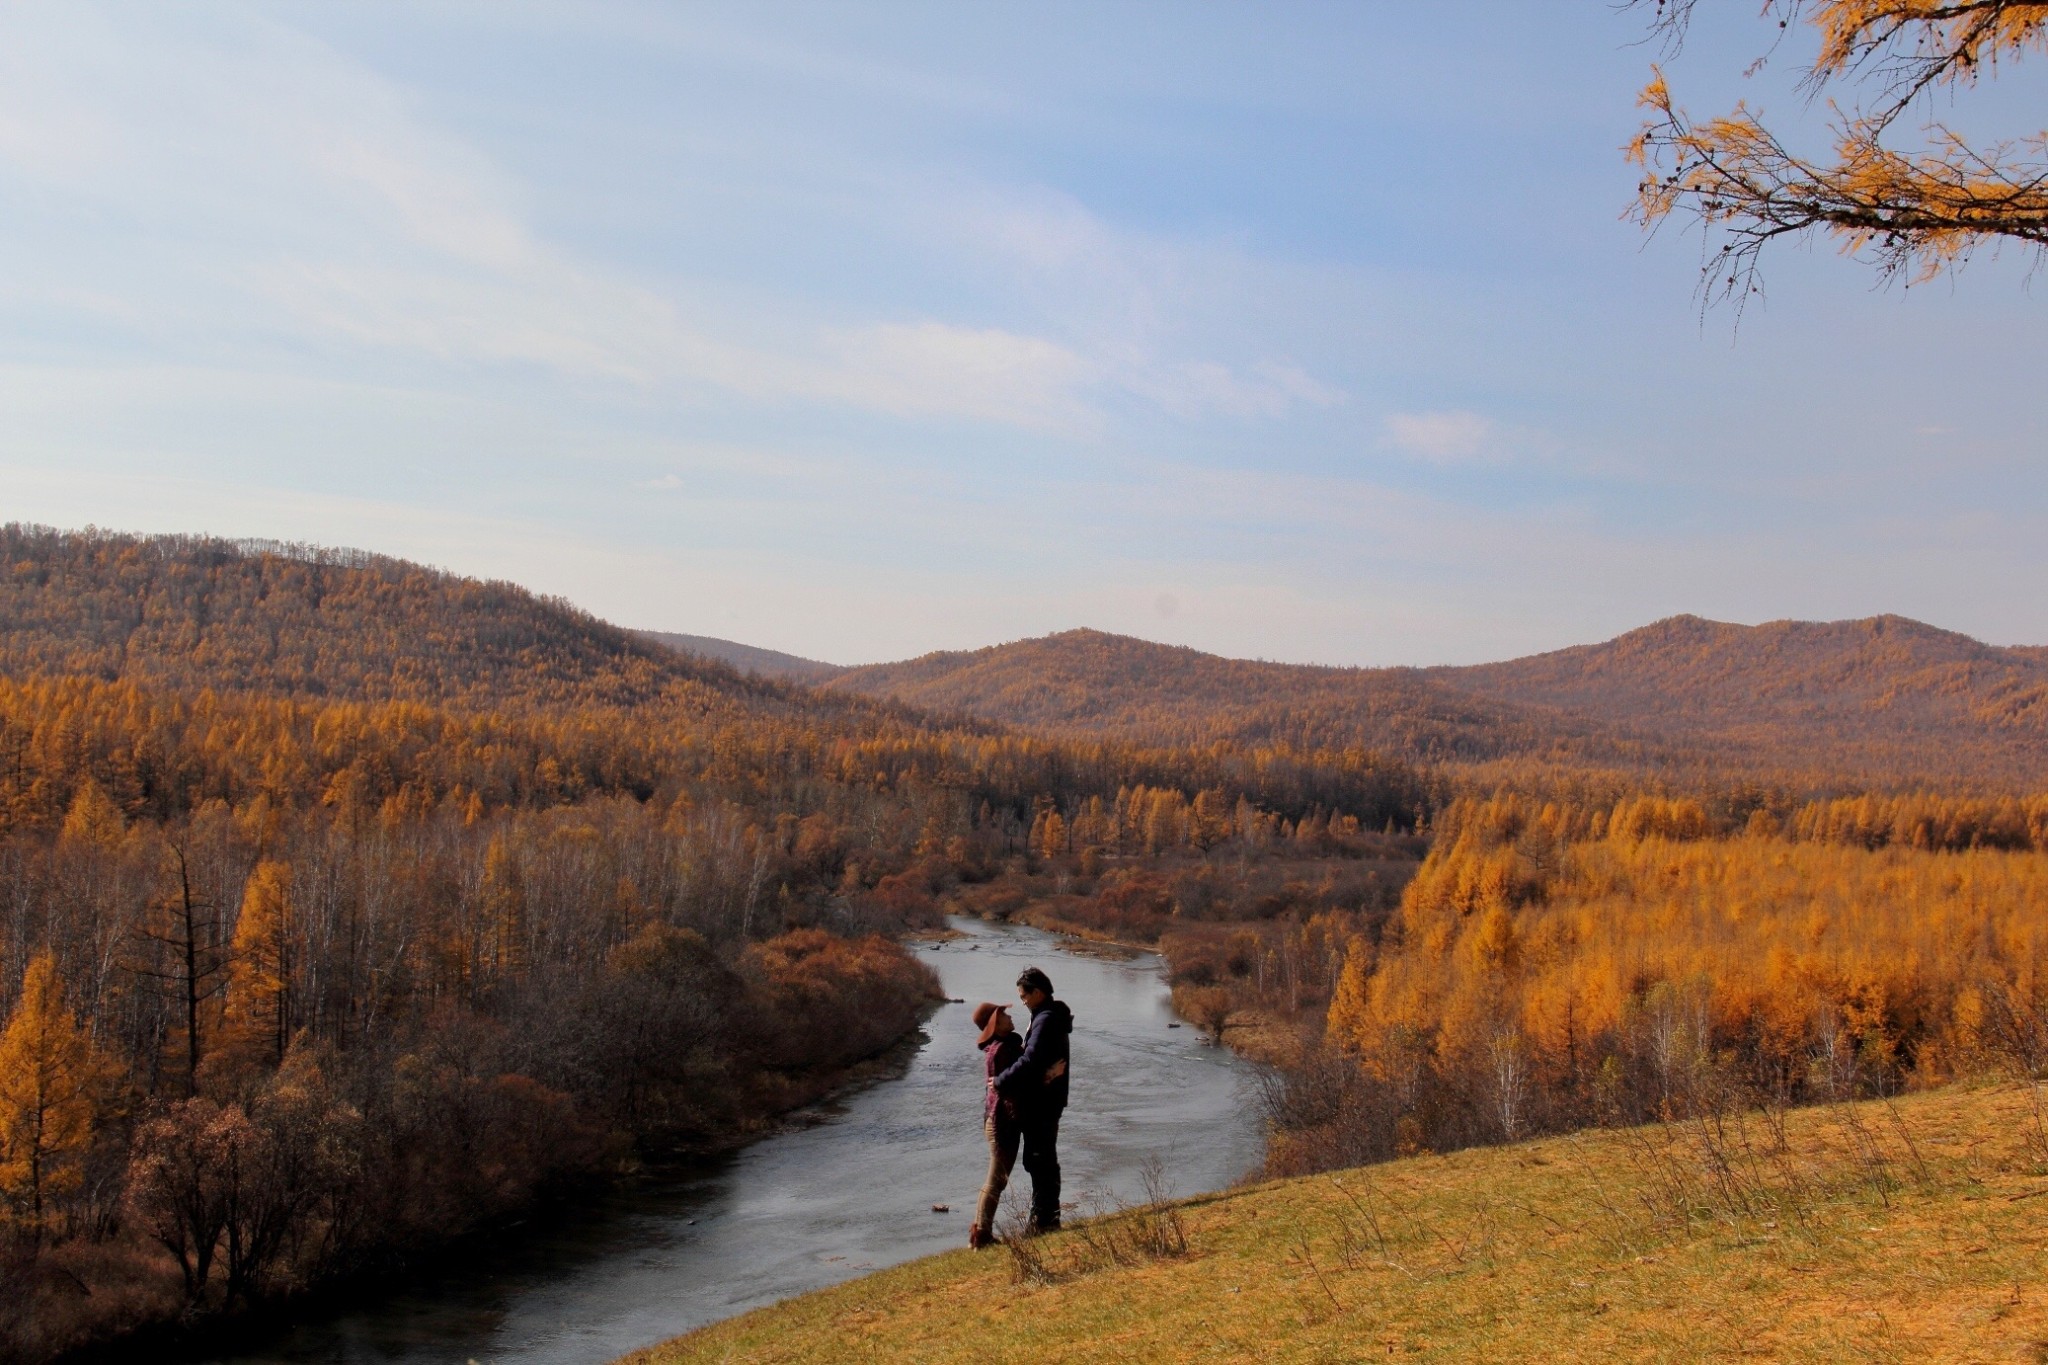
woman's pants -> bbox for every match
[975,1115,1020,1236]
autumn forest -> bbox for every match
[3,523,2048,1359]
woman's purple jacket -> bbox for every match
[981,1031,1024,1124]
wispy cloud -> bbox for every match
[6,2,2042,667]
[0,6,1336,439]
[823,321,1096,430]
[1383,410,1498,464]
[917,183,1354,423]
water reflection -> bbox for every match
[206,917,1267,1364]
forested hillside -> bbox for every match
[637,631,841,683]
[1432,613,2048,781]
[0,525,840,719]
[824,629,1629,766]
[823,619,2048,786]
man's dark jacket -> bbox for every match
[993,998,1072,1114]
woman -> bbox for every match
[968,1000,1023,1249]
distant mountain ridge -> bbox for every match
[821,628,1612,764]
[818,617,2048,784]
[1433,613,2046,724]
[1438,613,2048,781]
[13,522,2040,786]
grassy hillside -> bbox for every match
[824,618,2048,786]
[629,1080,2048,1363]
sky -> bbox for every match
[1,2,2043,667]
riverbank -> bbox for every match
[625,1078,2048,1363]
[941,840,1419,1084]
[959,900,1310,1069]
[60,1006,947,1365]
[176,916,1265,1365]
[13,930,944,1365]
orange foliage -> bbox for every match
[1630,1,2048,300]
[1328,792,2048,1158]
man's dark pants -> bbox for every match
[1020,1109,1062,1230]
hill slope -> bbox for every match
[20,524,2042,786]
[825,629,1622,765]
[630,1081,2048,1363]
[825,619,2048,784]
[1434,611,2048,746]
[0,526,1432,830]
[637,631,842,683]
[0,524,845,722]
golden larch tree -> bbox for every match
[0,954,107,1234]
[223,860,297,1067]
[1038,809,1068,861]
[58,777,125,848]
[1629,0,2048,305]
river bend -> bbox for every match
[204,916,1268,1364]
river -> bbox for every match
[201,916,1269,1364]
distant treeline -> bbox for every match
[1425,788,2048,854]
[0,673,1430,838]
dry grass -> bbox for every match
[623,1081,2048,1363]
[0,1238,183,1362]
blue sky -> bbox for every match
[2,2,2043,665]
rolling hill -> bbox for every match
[0,524,1428,828]
[19,523,2043,786]
[0,524,858,725]
[1436,613,2048,781]
[1434,612,2048,740]
[821,619,2048,785]
[822,629,1626,766]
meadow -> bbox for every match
[635,1079,2048,1362]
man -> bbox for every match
[993,965,1073,1232]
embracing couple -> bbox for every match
[967,965,1072,1248]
